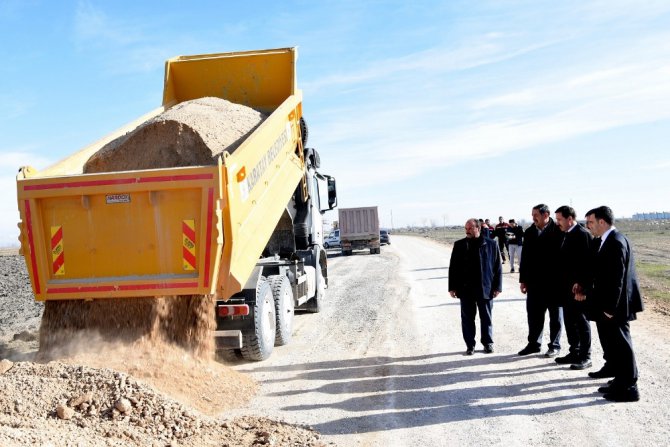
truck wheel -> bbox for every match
[240,280,276,361]
[303,246,325,314]
[324,242,330,249]
[303,283,322,314]
[300,117,309,146]
[269,275,294,346]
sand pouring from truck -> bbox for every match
[16,47,337,361]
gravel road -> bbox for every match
[229,235,670,447]
[2,236,670,446]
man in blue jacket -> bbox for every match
[449,218,503,355]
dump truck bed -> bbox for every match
[17,48,307,302]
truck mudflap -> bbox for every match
[16,165,224,301]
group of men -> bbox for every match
[448,204,643,403]
[480,217,524,272]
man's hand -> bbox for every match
[449,290,457,298]
[492,291,501,298]
[575,293,586,302]
[604,312,613,319]
[520,283,528,294]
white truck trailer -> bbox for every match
[338,206,380,255]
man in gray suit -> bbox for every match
[579,206,643,402]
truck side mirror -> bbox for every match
[305,147,321,169]
[327,176,337,210]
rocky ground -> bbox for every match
[0,251,329,446]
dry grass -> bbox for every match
[0,247,19,256]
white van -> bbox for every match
[324,229,341,248]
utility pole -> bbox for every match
[390,209,394,230]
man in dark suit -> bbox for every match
[579,206,643,402]
[554,205,594,370]
[449,218,503,355]
[518,204,564,357]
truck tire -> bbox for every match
[303,246,326,314]
[240,279,276,361]
[269,275,294,346]
[324,242,330,249]
[300,117,308,146]
[303,284,322,314]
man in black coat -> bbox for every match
[554,205,594,370]
[494,216,510,263]
[449,218,503,355]
[507,219,524,273]
[518,204,564,357]
[579,206,643,402]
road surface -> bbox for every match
[229,235,670,447]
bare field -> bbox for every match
[399,219,670,315]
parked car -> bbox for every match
[380,229,390,245]
[324,229,341,248]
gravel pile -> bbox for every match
[0,254,330,446]
[0,360,326,446]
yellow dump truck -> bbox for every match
[16,47,337,361]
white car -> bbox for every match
[324,229,341,248]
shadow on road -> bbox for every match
[325,250,342,259]
[410,266,449,272]
[419,297,528,309]
[245,352,608,434]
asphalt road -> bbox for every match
[228,235,670,447]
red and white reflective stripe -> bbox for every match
[217,304,250,317]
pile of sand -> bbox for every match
[0,356,325,446]
[83,97,267,172]
[1,256,328,446]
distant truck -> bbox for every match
[338,207,380,255]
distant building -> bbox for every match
[632,211,670,220]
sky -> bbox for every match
[1,0,669,246]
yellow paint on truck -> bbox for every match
[17,48,306,302]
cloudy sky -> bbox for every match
[1,0,669,245]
